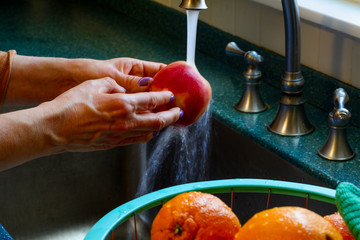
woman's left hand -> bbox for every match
[70,57,166,92]
[5,56,166,105]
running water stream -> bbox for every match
[186,10,200,67]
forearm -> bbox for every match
[3,55,80,106]
[1,54,161,106]
[0,105,59,171]
[0,78,181,171]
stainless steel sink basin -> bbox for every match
[208,119,337,223]
[0,118,337,240]
[0,144,146,240]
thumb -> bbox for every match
[116,73,154,93]
[99,77,127,94]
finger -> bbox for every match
[113,73,153,93]
[137,107,181,131]
[97,77,126,94]
[112,58,166,93]
[116,133,154,145]
[97,132,154,147]
[118,58,166,77]
[128,91,174,113]
[73,130,155,150]
[129,59,166,77]
[111,107,181,131]
[106,128,155,138]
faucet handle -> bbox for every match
[331,88,351,127]
[226,42,267,113]
[244,51,263,67]
[225,42,246,56]
[226,42,263,66]
[333,88,349,109]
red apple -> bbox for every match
[324,212,355,240]
[150,61,212,126]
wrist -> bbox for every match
[0,105,61,170]
[67,58,114,83]
[0,50,17,107]
[36,101,67,154]
[4,55,77,105]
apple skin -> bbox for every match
[150,61,212,126]
[324,213,355,240]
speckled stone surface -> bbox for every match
[1,0,359,188]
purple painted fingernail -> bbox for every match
[153,131,160,137]
[138,77,152,86]
[170,94,175,102]
[179,110,184,118]
[120,86,126,92]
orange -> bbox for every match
[324,212,354,240]
[150,191,241,240]
[234,206,342,240]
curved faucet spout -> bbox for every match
[282,0,301,73]
[281,0,304,94]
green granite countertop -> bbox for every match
[1,0,359,188]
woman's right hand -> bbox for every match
[39,77,182,152]
[0,77,181,171]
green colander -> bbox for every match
[84,178,336,240]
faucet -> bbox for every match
[318,88,355,161]
[179,0,207,10]
[267,0,314,136]
[225,42,267,113]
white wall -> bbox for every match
[153,0,360,90]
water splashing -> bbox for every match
[136,106,212,197]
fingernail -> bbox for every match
[179,110,184,118]
[138,77,152,86]
[120,86,126,92]
[170,94,175,102]
[153,131,160,137]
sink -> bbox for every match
[0,118,337,240]
[0,144,146,240]
[208,119,337,223]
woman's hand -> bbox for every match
[71,57,166,92]
[5,55,166,106]
[40,77,181,152]
[0,77,181,170]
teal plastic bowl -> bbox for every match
[84,178,336,240]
